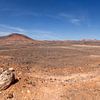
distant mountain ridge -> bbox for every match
[0,33,100,46]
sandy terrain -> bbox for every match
[0,34,100,100]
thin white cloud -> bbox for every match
[12,11,41,17]
[29,29,54,34]
[28,32,64,40]
[26,29,59,40]
[0,24,62,40]
[56,12,87,25]
[0,32,11,36]
[0,24,25,32]
[0,24,26,36]
[70,18,81,25]
[0,7,41,17]
[45,14,61,20]
[44,13,82,25]
[59,13,73,18]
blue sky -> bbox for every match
[0,0,100,40]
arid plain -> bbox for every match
[0,33,100,100]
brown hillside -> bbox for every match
[0,33,35,44]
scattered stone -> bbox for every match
[21,90,24,93]
[27,90,30,93]
[0,68,4,74]
[7,93,14,99]
[8,67,14,72]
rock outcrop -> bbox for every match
[0,69,15,90]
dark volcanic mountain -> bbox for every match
[0,33,35,44]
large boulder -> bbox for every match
[0,69,15,90]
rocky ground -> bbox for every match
[0,37,100,100]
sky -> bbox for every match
[0,0,100,40]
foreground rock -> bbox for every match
[0,69,15,90]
